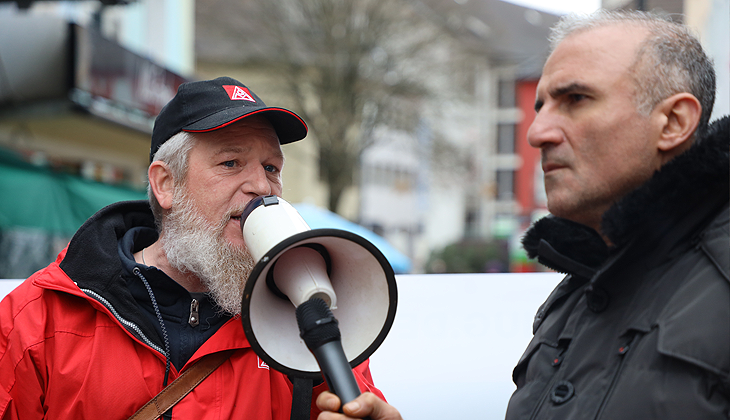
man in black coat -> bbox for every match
[316,9,728,420]
[503,10,729,419]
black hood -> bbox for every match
[59,200,161,344]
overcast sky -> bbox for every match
[502,0,602,15]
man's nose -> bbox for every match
[243,166,272,197]
[527,110,564,149]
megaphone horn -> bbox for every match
[240,195,398,380]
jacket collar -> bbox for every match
[523,116,730,277]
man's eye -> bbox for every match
[264,164,278,173]
[222,160,236,168]
[568,93,586,103]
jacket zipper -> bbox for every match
[528,347,567,420]
[80,287,166,355]
[594,333,641,420]
[529,373,562,420]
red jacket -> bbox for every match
[0,201,384,419]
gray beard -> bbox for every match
[160,191,255,316]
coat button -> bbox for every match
[585,286,609,313]
[550,380,575,404]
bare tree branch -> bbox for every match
[197,0,473,212]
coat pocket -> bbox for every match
[656,274,729,380]
[512,336,567,388]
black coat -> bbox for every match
[506,116,730,420]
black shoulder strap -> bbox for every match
[289,376,314,420]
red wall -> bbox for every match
[514,79,542,218]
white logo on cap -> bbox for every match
[223,85,256,102]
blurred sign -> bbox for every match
[369,272,562,420]
[71,24,188,132]
[0,272,562,420]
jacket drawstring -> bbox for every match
[133,267,172,386]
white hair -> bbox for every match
[147,131,196,230]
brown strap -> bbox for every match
[128,350,236,420]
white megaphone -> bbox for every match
[240,195,398,380]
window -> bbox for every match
[496,170,514,200]
[497,79,515,108]
[497,123,515,154]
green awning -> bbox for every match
[0,148,147,236]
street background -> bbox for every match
[0,0,727,418]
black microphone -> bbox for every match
[296,297,366,410]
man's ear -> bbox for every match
[654,93,702,155]
[148,161,174,210]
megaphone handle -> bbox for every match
[296,298,372,420]
[312,340,363,405]
[313,342,372,420]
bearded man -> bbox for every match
[0,77,384,420]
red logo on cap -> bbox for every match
[222,85,256,102]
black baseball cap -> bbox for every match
[150,77,308,162]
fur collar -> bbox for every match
[523,116,729,275]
